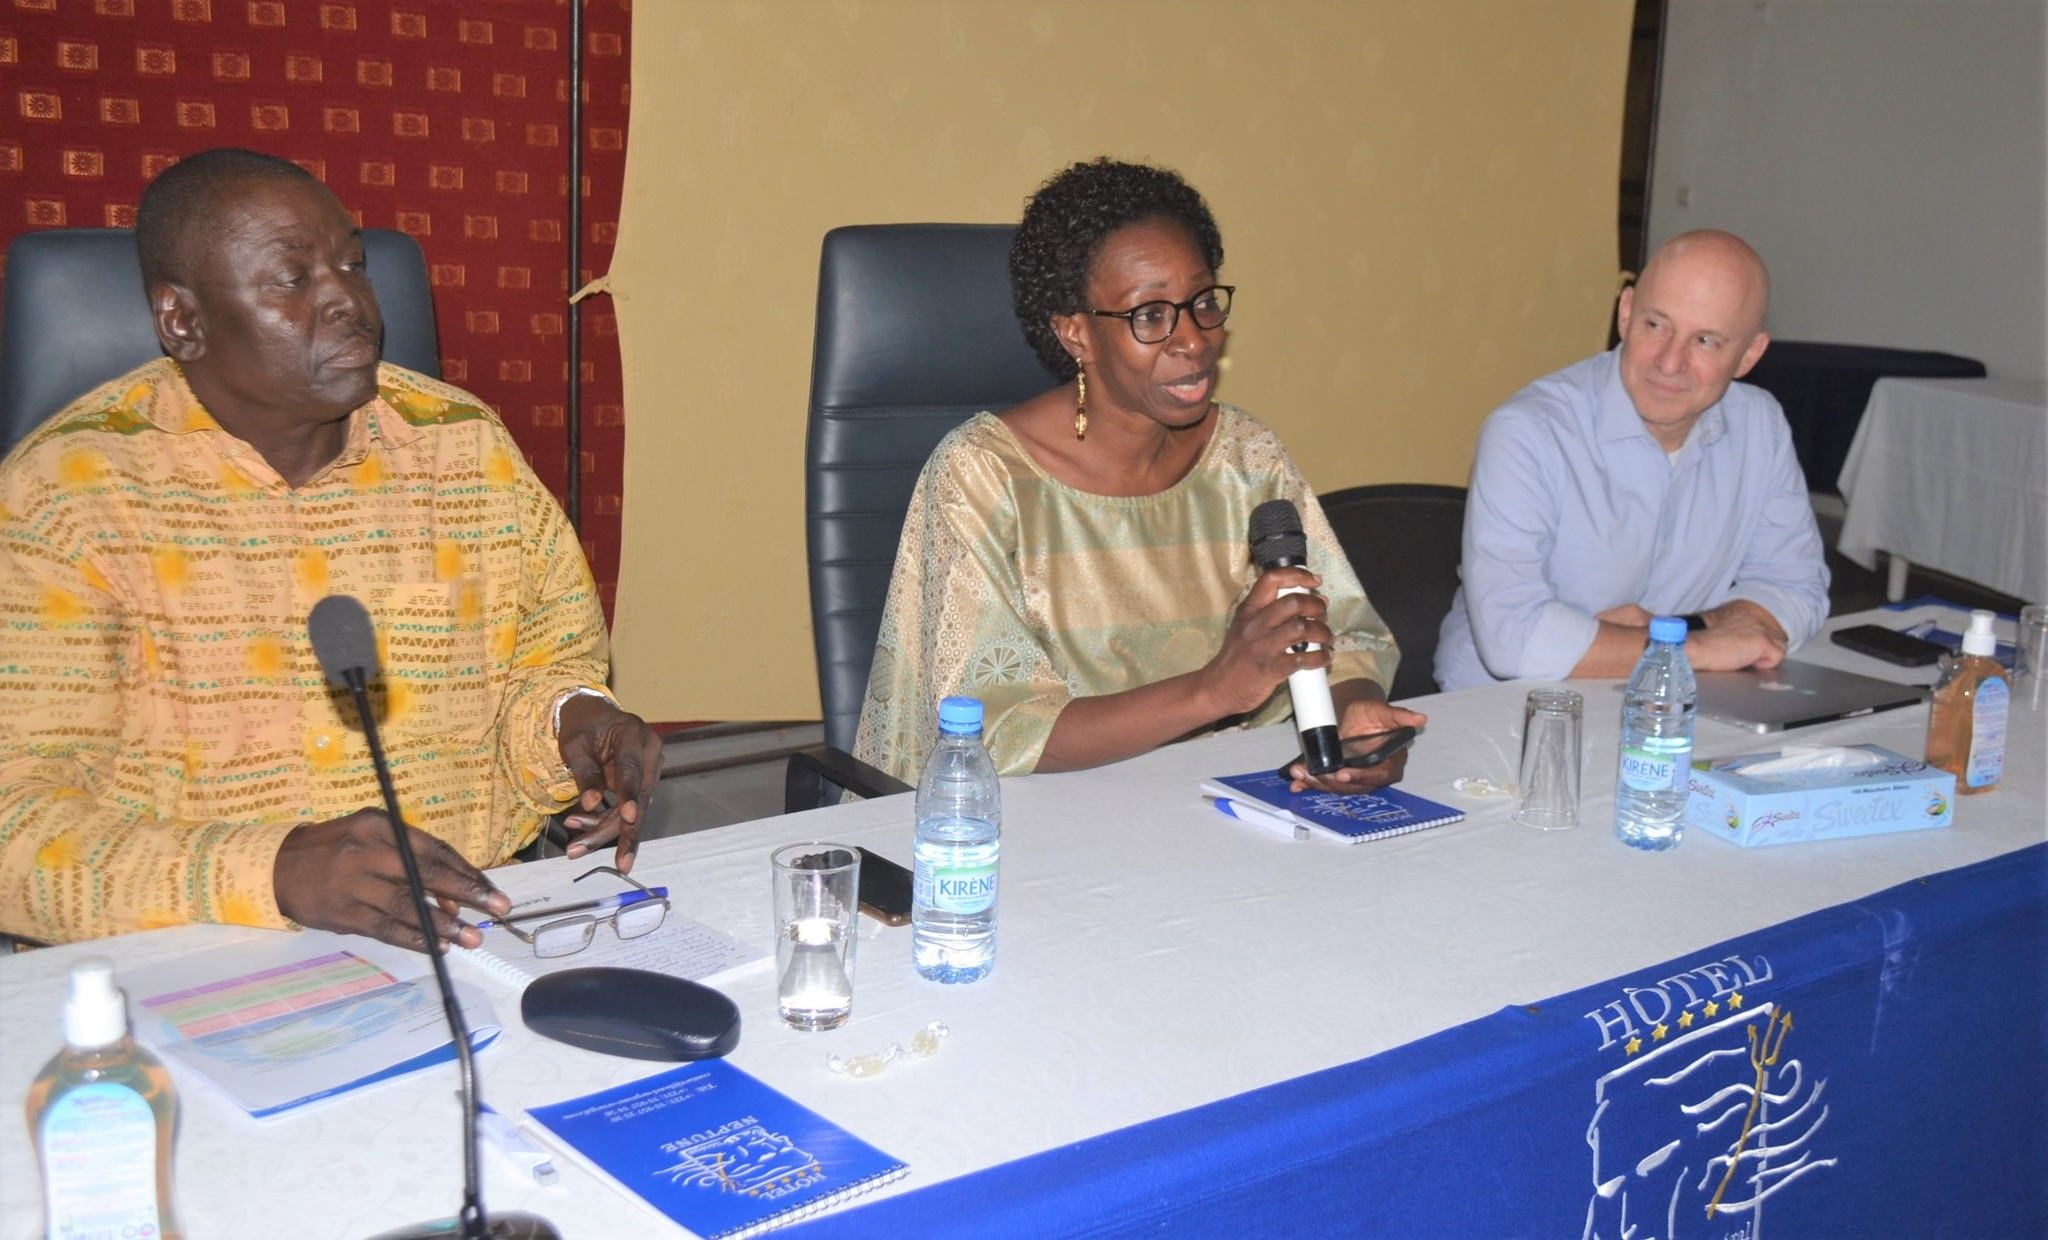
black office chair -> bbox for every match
[785,224,1053,812]
[0,227,440,455]
[1318,483,1467,702]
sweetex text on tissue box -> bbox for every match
[1685,744,1955,847]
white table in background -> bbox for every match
[1836,376,2048,602]
[2,608,2042,1237]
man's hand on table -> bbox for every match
[1599,599,1788,671]
[556,695,664,873]
[274,808,512,952]
[1689,601,1788,671]
[1701,598,1789,645]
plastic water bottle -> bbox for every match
[912,696,1001,983]
[1615,615,1697,850]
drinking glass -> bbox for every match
[1515,689,1583,831]
[771,843,860,1031]
[2016,604,2048,712]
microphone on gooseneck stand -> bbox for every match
[307,595,557,1240]
[1248,499,1343,776]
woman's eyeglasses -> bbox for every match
[489,865,670,959]
[1090,285,1234,345]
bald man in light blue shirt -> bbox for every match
[1437,231,1829,690]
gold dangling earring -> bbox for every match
[1073,363,1089,440]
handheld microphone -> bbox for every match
[1248,500,1343,775]
[308,595,557,1240]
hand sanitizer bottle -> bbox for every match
[27,957,183,1239]
[1925,609,2009,794]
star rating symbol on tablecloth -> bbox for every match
[1606,986,1777,1056]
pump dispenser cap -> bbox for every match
[64,956,129,1049]
[1961,609,1998,658]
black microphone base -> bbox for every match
[1300,725,1343,775]
[367,1212,560,1240]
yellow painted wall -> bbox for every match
[610,0,1632,721]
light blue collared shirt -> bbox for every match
[1436,348,1828,690]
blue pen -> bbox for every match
[1212,797,1309,841]
[474,885,669,931]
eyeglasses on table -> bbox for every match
[489,864,670,959]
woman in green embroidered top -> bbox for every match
[853,158,1426,788]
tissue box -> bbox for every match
[1685,744,1955,847]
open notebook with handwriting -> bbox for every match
[458,905,766,990]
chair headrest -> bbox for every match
[809,224,1051,413]
[0,227,440,455]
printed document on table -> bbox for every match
[126,930,499,1119]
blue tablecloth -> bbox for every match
[789,843,2047,1239]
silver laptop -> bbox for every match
[1690,659,1928,733]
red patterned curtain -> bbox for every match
[0,0,629,617]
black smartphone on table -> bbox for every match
[1341,726,1416,769]
[1279,726,1417,780]
[1830,624,1946,668]
[855,846,913,925]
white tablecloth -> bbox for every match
[1837,376,2048,602]
[3,609,2043,1237]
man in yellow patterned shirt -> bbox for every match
[0,148,662,948]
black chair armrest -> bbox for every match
[785,744,912,813]
[2,931,50,954]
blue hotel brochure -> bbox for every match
[1202,769,1465,844]
[526,1058,907,1238]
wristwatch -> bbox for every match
[1680,613,1708,632]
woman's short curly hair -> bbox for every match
[1009,158,1225,381]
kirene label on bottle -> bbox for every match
[1620,740,1691,793]
[40,1082,160,1238]
[921,862,998,915]
[1967,676,2009,788]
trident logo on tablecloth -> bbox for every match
[1583,1001,1836,1240]
[1703,1008,1797,1220]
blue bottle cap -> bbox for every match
[937,696,984,733]
[1649,615,1689,645]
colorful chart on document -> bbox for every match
[140,951,428,1066]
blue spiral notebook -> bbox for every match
[527,1058,907,1238]
[1201,770,1465,844]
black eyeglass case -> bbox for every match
[521,967,741,1061]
